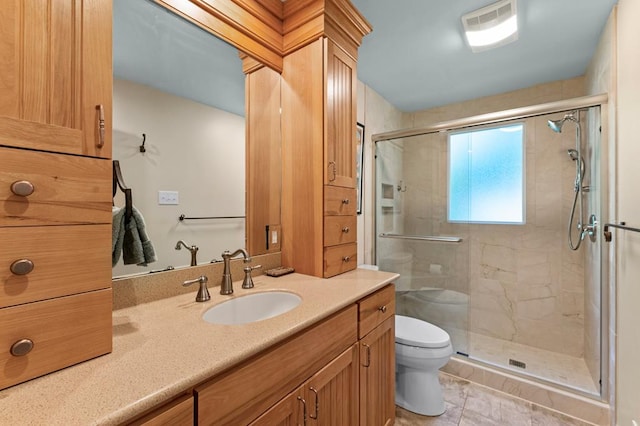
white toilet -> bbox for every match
[395,315,453,416]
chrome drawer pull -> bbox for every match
[378,305,387,313]
[342,198,350,204]
[10,259,34,275]
[97,104,106,148]
[328,161,337,182]
[342,227,350,233]
[297,396,307,426]
[342,256,350,262]
[10,339,34,357]
[309,387,319,420]
[10,180,34,197]
[363,343,371,367]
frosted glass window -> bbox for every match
[448,123,524,224]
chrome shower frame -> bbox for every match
[371,94,609,403]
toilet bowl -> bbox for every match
[395,315,453,416]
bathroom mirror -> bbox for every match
[112,0,255,278]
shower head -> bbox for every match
[547,111,578,133]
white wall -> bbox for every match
[112,79,245,277]
[613,0,640,423]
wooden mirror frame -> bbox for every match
[154,0,371,257]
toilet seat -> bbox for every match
[396,315,450,349]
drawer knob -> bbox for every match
[10,259,34,275]
[342,227,350,233]
[342,199,350,205]
[10,180,35,197]
[342,256,350,262]
[10,339,34,357]
[378,305,387,313]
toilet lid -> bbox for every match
[395,315,450,349]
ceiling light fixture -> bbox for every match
[462,0,518,53]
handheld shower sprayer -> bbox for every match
[547,110,595,250]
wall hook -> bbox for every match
[397,180,407,192]
[139,133,146,153]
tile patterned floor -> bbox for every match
[394,373,597,426]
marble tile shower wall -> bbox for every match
[402,114,587,357]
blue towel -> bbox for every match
[112,206,157,267]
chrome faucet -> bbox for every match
[175,240,199,266]
[220,248,250,295]
[242,264,262,289]
[182,275,210,302]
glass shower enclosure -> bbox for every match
[375,105,604,398]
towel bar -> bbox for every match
[379,233,462,243]
[179,214,245,221]
[603,222,640,242]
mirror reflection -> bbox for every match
[112,0,246,278]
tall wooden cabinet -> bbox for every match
[0,0,112,390]
[282,37,359,278]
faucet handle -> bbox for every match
[183,275,210,302]
[242,265,262,289]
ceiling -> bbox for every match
[113,0,245,116]
[351,0,618,112]
[114,0,618,115]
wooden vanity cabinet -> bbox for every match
[0,0,112,390]
[250,344,359,426]
[358,285,396,426]
[195,306,358,425]
[196,285,395,426]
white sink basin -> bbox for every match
[202,291,302,325]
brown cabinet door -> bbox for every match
[0,0,112,158]
[324,39,357,188]
[359,316,396,426]
[304,343,359,425]
[249,388,305,426]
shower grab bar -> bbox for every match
[379,233,462,243]
[603,222,640,242]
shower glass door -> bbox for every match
[374,106,604,398]
[375,134,471,357]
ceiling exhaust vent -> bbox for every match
[462,0,518,53]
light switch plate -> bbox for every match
[158,190,179,205]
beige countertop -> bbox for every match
[0,268,398,425]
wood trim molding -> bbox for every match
[154,0,284,72]
[154,0,371,74]
[282,0,372,57]
[240,52,266,73]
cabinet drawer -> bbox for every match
[196,306,357,425]
[323,243,357,278]
[0,147,111,226]
[0,289,112,390]
[1,225,111,308]
[324,186,357,215]
[324,215,357,247]
[358,284,395,338]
